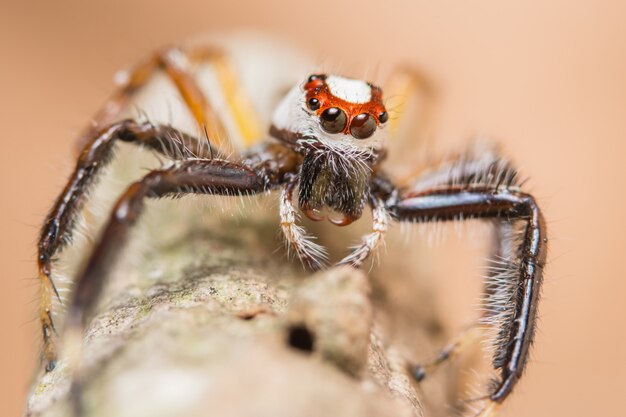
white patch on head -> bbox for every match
[326,76,372,104]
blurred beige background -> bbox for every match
[1,1,625,416]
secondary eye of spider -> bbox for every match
[307,74,325,83]
[307,97,320,111]
[319,107,347,134]
[350,113,377,139]
[378,111,388,124]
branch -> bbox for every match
[26,211,451,417]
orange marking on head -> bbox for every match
[304,75,388,137]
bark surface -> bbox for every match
[26,199,456,417]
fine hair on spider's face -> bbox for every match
[270,73,390,226]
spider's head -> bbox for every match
[270,73,389,156]
[270,74,389,226]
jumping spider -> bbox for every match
[36,41,547,417]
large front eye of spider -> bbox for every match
[350,113,377,139]
[319,107,347,134]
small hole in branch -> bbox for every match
[287,324,315,353]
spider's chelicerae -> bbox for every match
[36,38,547,417]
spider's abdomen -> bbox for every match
[297,152,370,226]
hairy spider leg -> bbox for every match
[391,147,534,415]
[64,158,271,415]
[37,120,219,371]
[44,45,265,371]
[279,180,329,270]
[388,185,547,415]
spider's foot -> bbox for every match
[408,325,481,384]
[406,348,453,383]
[408,363,427,382]
[45,358,57,372]
[41,314,58,372]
